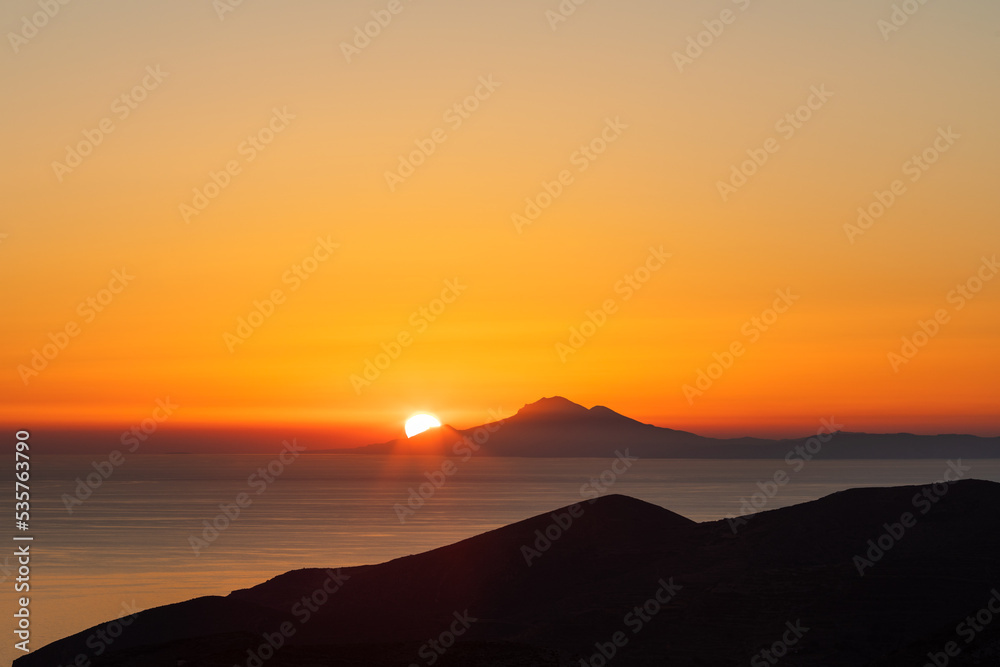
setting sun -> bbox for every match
[404,414,441,438]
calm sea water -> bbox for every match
[7,454,1000,661]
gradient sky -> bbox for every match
[2,0,998,442]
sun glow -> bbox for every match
[404,414,441,438]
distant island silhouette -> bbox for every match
[19,479,1000,666]
[29,397,1000,457]
[342,396,1000,459]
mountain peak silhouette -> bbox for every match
[345,398,1000,459]
[513,396,590,418]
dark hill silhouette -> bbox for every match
[346,397,1000,458]
[18,480,1000,666]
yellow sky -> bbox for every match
[1,0,998,441]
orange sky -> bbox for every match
[1,0,998,442]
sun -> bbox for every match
[404,413,441,438]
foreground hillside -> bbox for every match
[17,479,1000,666]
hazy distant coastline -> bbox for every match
[30,397,1000,458]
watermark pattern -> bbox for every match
[179,107,296,223]
[340,0,418,63]
[579,449,640,501]
[683,288,800,404]
[921,588,1000,667]
[350,278,467,394]
[17,268,135,385]
[578,577,682,665]
[236,569,350,667]
[7,0,74,54]
[878,0,935,41]
[213,0,249,21]
[43,600,139,663]
[61,398,178,514]
[512,117,628,233]
[188,440,305,555]
[13,548,31,652]
[394,409,506,523]
[224,236,339,352]
[544,0,593,31]
[384,75,501,192]
[844,126,959,243]
[522,450,637,566]
[750,620,810,666]
[725,418,843,533]
[887,255,997,372]
[52,66,168,183]
[556,246,671,362]
[672,0,754,73]
[852,459,970,576]
[716,85,834,202]
[407,610,477,667]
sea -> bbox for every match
[7,453,1000,663]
